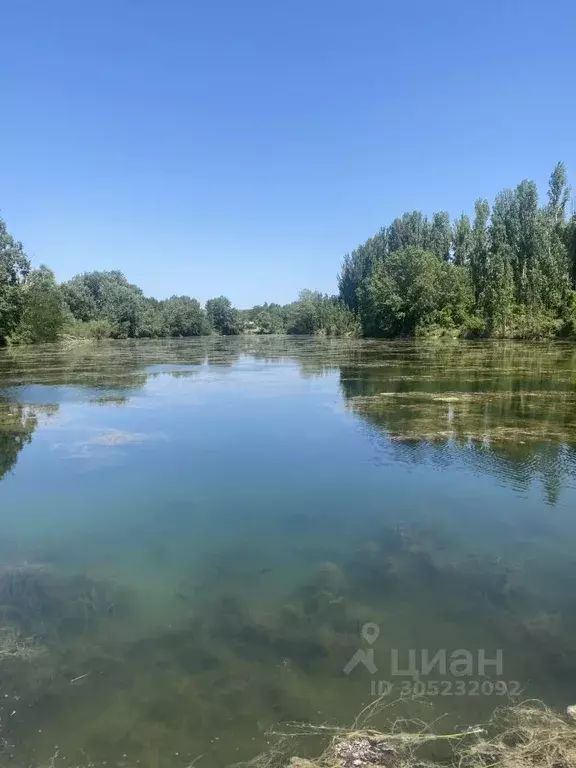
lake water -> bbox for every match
[1,337,576,768]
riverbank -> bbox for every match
[269,702,576,768]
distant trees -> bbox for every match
[1,162,576,344]
[286,290,360,336]
[60,272,214,339]
[253,308,285,335]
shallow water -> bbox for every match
[1,337,576,767]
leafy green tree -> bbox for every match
[133,297,167,338]
[287,289,321,334]
[541,162,571,312]
[254,310,284,334]
[386,211,431,253]
[16,266,65,343]
[0,216,30,344]
[60,277,98,322]
[206,296,242,335]
[247,302,287,332]
[338,231,387,311]
[485,192,515,335]
[429,211,452,261]
[452,214,473,266]
[161,296,210,337]
[61,270,146,338]
[567,214,576,289]
[336,163,576,339]
[510,179,541,307]
[547,161,570,225]
[358,247,446,336]
[285,290,359,336]
[470,199,490,305]
[3,160,576,344]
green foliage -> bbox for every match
[387,211,431,252]
[286,290,360,336]
[358,247,472,337]
[567,216,576,289]
[205,296,243,335]
[506,306,562,339]
[470,198,490,304]
[244,302,288,334]
[254,310,285,334]
[340,163,574,339]
[61,270,146,338]
[1,161,575,345]
[65,318,116,340]
[161,296,211,337]
[15,266,65,344]
[429,211,452,261]
[0,217,30,344]
[60,272,212,340]
[452,213,472,267]
[338,231,387,311]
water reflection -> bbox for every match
[338,341,576,504]
[0,395,60,481]
[1,338,576,767]
[0,397,38,480]
[3,337,576,499]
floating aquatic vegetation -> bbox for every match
[348,391,576,444]
[2,338,576,766]
[88,429,150,445]
[90,393,129,407]
[343,361,576,503]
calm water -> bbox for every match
[1,337,576,767]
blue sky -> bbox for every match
[1,0,575,307]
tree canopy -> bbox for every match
[0,217,30,345]
[339,162,576,338]
[205,296,242,336]
[1,162,575,344]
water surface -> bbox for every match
[1,337,576,768]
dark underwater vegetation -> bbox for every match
[1,337,576,767]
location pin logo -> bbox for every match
[362,622,380,645]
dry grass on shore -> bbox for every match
[247,699,576,768]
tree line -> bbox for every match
[0,222,358,344]
[1,161,575,345]
[339,162,576,338]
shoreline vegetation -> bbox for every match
[256,700,576,768]
[1,163,576,346]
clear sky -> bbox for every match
[1,0,575,307]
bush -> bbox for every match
[65,318,114,340]
[507,307,562,339]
